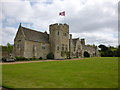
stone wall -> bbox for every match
[14,23,99,59]
[82,45,98,57]
[13,27,25,57]
[74,40,82,58]
[49,23,69,59]
[70,38,99,58]
[24,40,50,59]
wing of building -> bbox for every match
[13,23,99,59]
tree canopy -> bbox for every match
[98,44,120,57]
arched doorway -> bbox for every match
[84,51,90,57]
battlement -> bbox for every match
[49,23,69,30]
[81,38,85,45]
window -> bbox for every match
[58,31,59,35]
[57,46,59,50]
[42,44,45,49]
[62,44,64,51]
[66,45,68,50]
[64,33,67,36]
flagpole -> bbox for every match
[64,11,65,23]
[59,11,65,24]
[63,11,65,23]
[63,14,65,23]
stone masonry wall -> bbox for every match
[49,23,69,59]
[24,40,50,59]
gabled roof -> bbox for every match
[21,26,49,43]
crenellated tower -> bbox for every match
[49,23,69,59]
[81,38,85,45]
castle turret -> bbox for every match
[49,23,69,59]
[81,38,85,45]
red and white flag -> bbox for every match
[59,11,65,16]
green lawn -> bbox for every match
[2,57,118,88]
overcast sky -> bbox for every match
[1,0,119,46]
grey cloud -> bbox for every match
[65,2,117,33]
[1,0,118,46]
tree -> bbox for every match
[117,45,120,57]
[61,51,70,59]
[114,45,120,57]
[7,43,13,53]
[98,44,108,52]
[105,49,114,57]
[66,51,70,59]
[98,44,114,57]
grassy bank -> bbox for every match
[2,57,118,88]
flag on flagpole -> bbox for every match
[59,11,65,16]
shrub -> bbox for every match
[33,58,39,60]
[66,51,70,59]
[61,51,65,57]
[15,57,39,61]
[15,57,28,61]
[39,57,43,60]
[61,51,70,59]
[28,58,39,60]
[47,52,54,59]
[29,58,33,60]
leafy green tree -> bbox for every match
[66,51,70,59]
[98,44,120,57]
[114,45,120,57]
[7,43,13,53]
[98,44,108,52]
[117,45,120,57]
[98,44,114,57]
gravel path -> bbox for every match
[0,58,84,65]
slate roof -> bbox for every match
[21,26,49,43]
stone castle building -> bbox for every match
[13,23,99,59]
